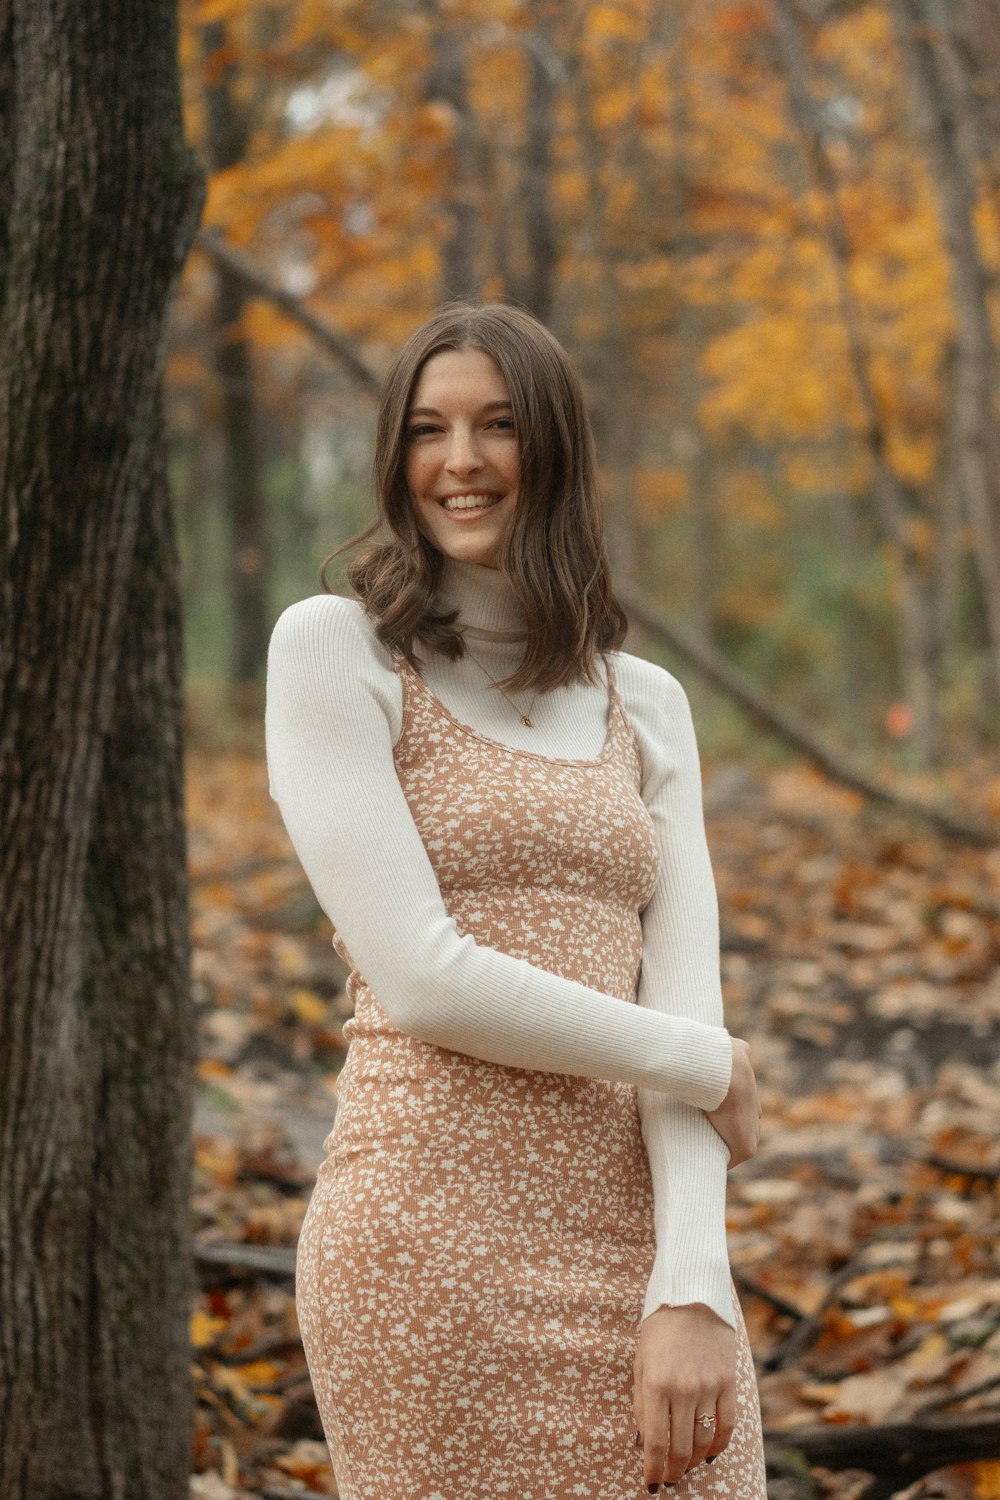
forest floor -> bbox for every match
[184,744,1000,1500]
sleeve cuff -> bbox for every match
[641,1253,736,1330]
[666,1022,732,1110]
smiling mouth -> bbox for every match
[440,493,503,512]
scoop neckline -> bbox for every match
[394,652,621,769]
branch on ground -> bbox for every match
[765,1411,1000,1500]
[618,584,1000,850]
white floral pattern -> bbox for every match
[295,651,767,1498]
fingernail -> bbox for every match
[706,1456,716,1465]
[647,1487,659,1495]
[634,1429,642,1448]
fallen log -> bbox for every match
[766,1411,1000,1500]
[195,1241,297,1278]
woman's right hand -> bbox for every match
[705,1038,761,1167]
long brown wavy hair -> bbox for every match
[320,301,628,693]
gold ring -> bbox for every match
[697,1413,716,1429]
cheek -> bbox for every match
[405,448,436,497]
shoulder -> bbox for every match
[607,650,699,790]
[266,593,401,726]
[268,593,395,680]
[269,592,386,660]
[610,649,692,724]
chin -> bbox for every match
[448,547,501,569]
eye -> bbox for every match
[490,418,516,432]
[406,423,441,438]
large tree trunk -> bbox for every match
[0,0,203,1494]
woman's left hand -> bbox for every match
[632,1304,736,1490]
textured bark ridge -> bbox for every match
[0,1,204,1495]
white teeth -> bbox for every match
[442,494,501,511]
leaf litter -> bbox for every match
[186,748,1000,1498]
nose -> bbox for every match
[444,423,484,477]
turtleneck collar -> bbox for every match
[434,557,527,643]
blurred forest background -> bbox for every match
[172,0,1000,780]
[170,4,1000,1496]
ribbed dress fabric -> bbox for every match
[264,559,767,1498]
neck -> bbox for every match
[435,557,527,643]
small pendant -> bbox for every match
[521,714,534,727]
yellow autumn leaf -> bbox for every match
[294,989,329,1026]
[234,1359,284,1387]
[904,1331,950,1365]
[196,1058,232,1082]
[975,1461,1000,1500]
[594,85,633,130]
[586,3,642,44]
[190,1311,226,1349]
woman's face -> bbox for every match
[404,347,519,570]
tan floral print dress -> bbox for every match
[294,649,767,1499]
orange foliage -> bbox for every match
[172,0,1000,671]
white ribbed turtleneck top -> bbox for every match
[265,557,736,1328]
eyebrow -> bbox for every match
[407,400,513,417]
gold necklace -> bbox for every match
[465,651,539,727]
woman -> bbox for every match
[265,302,766,1499]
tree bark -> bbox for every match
[0,0,203,1493]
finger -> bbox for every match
[690,1402,720,1468]
[663,1396,695,1484]
[633,1344,643,1435]
[640,1387,670,1492]
[709,1383,737,1457]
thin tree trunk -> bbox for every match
[832,485,873,754]
[769,0,939,765]
[213,268,271,685]
[931,362,970,737]
[950,0,1000,212]
[661,23,717,641]
[424,1,479,301]
[891,0,1000,704]
[0,0,203,1492]
[202,20,270,687]
[520,26,558,322]
[567,29,642,586]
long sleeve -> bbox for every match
[264,593,734,1107]
[617,658,735,1330]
